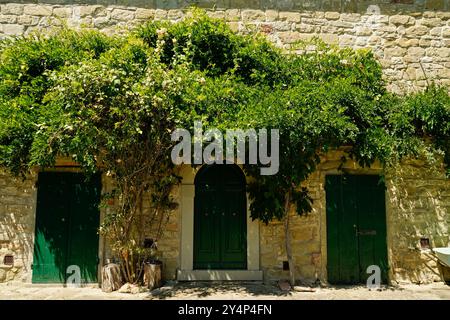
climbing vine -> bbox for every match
[0,10,448,285]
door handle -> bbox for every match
[357,230,377,236]
[353,225,377,236]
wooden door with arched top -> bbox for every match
[194,164,247,270]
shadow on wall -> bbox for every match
[386,159,450,284]
[0,0,448,13]
[0,214,35,282]
[0,170,36,282]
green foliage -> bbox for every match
[0,10,449,280]
[137,12,237,76]
[135,10,288,87]
[0,29,115,175]
[402,85,450,174]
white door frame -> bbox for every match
[177,166,262,281]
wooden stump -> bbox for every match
[144,262,162,290]
[101,263,122,293]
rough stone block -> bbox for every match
[241,9,265,22]
[340,13,360,22]
[356,27,372,36]
[0,15,17,24]
[93,16,110,28]
[405,25,430,37]
[110,9,134,21]
[135,8,154,20]
[78,5,106,17]
[420,18,443,28]
[0,4,24,15]
[320,33,339,44]
[396,38,419,48]
[167,9,183,20]
[442,27,450,38]
[390,15,415,26]
[324,11,340,20]
[53,7,72,18]
[2,24,24,35]
[265,10,278,22]
[436,12,450,20]
[23,5,52,17]
[279,11,300,23]
[407,47,426,57]
[339,34,355,46]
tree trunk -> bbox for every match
[284,191,295,287]
[101,263,122,293]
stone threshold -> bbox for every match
[177,270,264,281]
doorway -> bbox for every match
[193,165,247,270]
[326,175,389,284]
[32,172,101,283]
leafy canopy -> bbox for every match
[0,10,449,228]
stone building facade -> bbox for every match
[0,0,449,285]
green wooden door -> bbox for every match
[326,175,388,284]
[32,172,101,283]
[194,165,247,270]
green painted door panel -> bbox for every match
[339,179,360,283]
[32,175,70,283]
[356,176,389,284]
[66,176,101,283]
[194,187,221,269]
[32,173,101,284]
[194,165,247,270]
[326,175,388,285]
[220,187,247,269]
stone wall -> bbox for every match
[386,158,450,283]
[0,169,36,283]
[0,157,449,284]
[0,2,449,92]
[0,0,449,285]
[139,186,181,280]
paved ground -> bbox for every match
[0,282,449,300]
